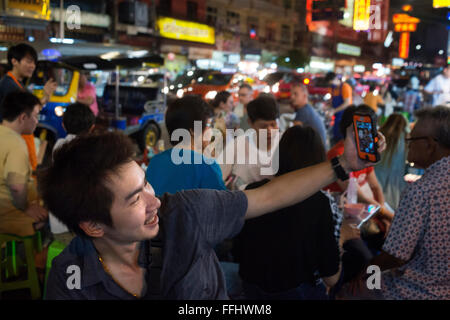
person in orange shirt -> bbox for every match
[363,84,384,114]
[325,72,353,144]
[0,43,57,172]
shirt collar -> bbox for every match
[79,237,151,289]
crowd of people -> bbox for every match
[0,42,448,300]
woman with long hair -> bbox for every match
[375,113,408,210]
[232,125,360,300]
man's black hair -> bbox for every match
[325,72,337,83]
[165,95,213,145]
[239,83,252,91]
[339,104,375,138]
[7,43,38,69]
[62,103,96,135]
[246,95,279,122]
[0,91,41,122]
[38,131,136,237]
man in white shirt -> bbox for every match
[424,64,450,107]
[219,95,280,190]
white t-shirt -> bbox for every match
[424,74,450,107]
[219,130,279,190]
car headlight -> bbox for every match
[176,89,184,98]
[205,90,217,100]
[54,106,65,117]
[272,83,279,93]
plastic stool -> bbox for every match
[43,240,66,299]
[0,232,42,299]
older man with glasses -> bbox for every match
[346,105,450,300]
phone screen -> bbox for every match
[357,204,381,229]
[356,120,376,155]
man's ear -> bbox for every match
[79,221,105,238]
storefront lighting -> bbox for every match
[83,63,97,70]
[28,36,35,42]
[272,83,279,93]
[416,44,421,50]
[101,51,121,60]
[270,63,277,69]
[303,78,310,85]
[187,71,194,77]
[198,77,203,82]
[169,85,175,90]
[264,86,271,93]
[50,37,75,44]
[439,50,444,55]
[372,63,383,69]
[0,47,7,51]
[177,89,184,98]
[205,91,217,100]
[178,84,183,88]
[188,87,193,92]
[324,93,332,100]
[285,57,290,63]
[54,106,65,117]
[296,68,305,73]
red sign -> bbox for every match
[399,32,410,59]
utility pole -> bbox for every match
[60,0,64,40]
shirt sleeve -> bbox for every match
[424,78,436,93]
[382,184,428,261]
[342,83,352,102]
[3,142,29,183]
[163,190,247,247]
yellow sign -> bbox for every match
[8,0,51,20]
[433,0,450,8]
[157,17,215,45]
[353,0,371,31]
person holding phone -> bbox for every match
[41,125,385,300]
[325,105,394,252]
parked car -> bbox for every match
[182,71,261,101]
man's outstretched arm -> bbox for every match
[244,126,386,219]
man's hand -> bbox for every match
[25,202,48,222]
[43,78,57,101]
[340,125,386,172]
[340,219,361,244]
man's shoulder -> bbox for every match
[51,236,94,270]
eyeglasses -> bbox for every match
[405,136,438,144]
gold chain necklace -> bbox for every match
[98,255,139,298]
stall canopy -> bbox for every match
[59,54,164,70]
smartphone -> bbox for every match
[353,112,380,162]
[357,204,381,229]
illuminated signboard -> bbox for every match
[353,0,371,31]
[7,0,51,20]
[394,24,417,32]
[157,17,215,45]
[392,14,420,24]
[337,43,362,56]
[433,0,450,8]
[399,32,410,59]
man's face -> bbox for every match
[290,86,308,109]
[251,119,279,146]
[407,119,435,169]
[12,54,36,79]
[238,88,253,106]
[443,66,450,78]
[102,161,161,242]
[22,104,40,134]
